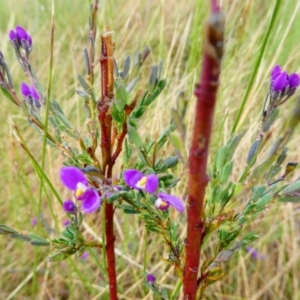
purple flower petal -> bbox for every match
[81,189,101,213]
[30,85,40,100]
[80,251,89,259]
[63,199,76,213]
[20,82,31,97]
[146,273,156,283]
[157,192,185,212]
[288,73,300,89]
[16,26,29,41]
[271,65,281,78]
[60,166,88,191]
[246,246,265,260]
[63,219,70,226]
[31,218,37,227]
[9,30,18,41]
[272,71,288,92]
[123,169,144,189]
[145,174,159,193]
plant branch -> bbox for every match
[97,31,118,300]
[183,1,224,299]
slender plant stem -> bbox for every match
[98,31,118,300]
[183,1,224,299]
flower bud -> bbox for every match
[63,200,77,213]
[272,71,288,92]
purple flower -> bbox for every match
[80,251,89,259]
[288,73,300,89]
[146,273,156,284]
[60,166,101,214]
[31,218,37,227]
[123,169,158,193]
[20,82,41,107]
[271,65,281,79]
[63,200,76,214]
[272,71,288,92]
[246,246,265,260]
[155,192,185,213]
[63,219,70,227]
[9,26,32,52]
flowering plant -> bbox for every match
[1,1,300,299]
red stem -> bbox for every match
[183,1,224,299]
[98,32,118,300]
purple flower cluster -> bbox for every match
[60,166,101,214]
[271,65,300,95]
[9,26,32,53]
[20,82,41,107]
[123,169,184,213]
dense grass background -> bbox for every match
[1,0,300,299]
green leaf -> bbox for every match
[9,233,32,242]
[131,105,146,119]
[278,196,300,202]
[28,233,48,241]
[163,177,180,188]
[78,74,91,94]
[263,108,279,132]
[220,161,234,184]
[255,194,273,210]
[127,123,143,147]
[281,180,300,194]
[158,156,179,172]
[0,224,19,234]
[0,87,18,106]
[241,232,260,246]
[247,140,261,164]
[123,208,140,214]
[143,87,162,106]
[215,146,228,174]
[158,79,166,90]
[112,104,125,123]
[115,84,128,111]
[31,240,51,246]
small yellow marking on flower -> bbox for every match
[75,182,88,198]
[136,176,147,189]
[155,198,169,209]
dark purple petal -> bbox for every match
[146,273,156,283]
[20,82,31,97]
[272,71,288,92]
[271,71,281,81]
[81,189,101,214]
[63,199,76,213]
[123,169,144,189]
[16,26,29,41]
[271,65,281,77]
[60,166,88,190]
[145,174,159,193]
[157,192,185,212]
[30,85,39,100]
[288,73,300,89]
[9,30,17,41]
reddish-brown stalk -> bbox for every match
[97,32,118,300]
[183,1,224,299]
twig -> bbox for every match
[183,1,224,299]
